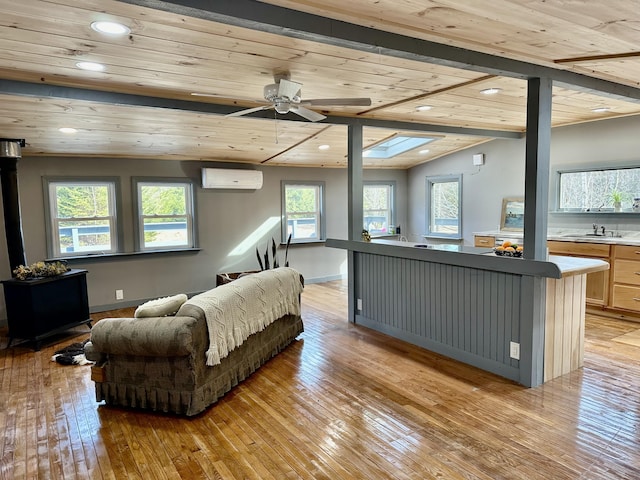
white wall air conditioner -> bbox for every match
[201,168,263,190]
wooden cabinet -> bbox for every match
[611,245,640,313]
[547,241,611,306]
[474,235,496,247]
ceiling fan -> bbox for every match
[223,74,372,122]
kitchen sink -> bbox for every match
[561,233,605,238]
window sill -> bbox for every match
[422,234,463,241]
[47,247,201,263]
[551,210,640,215]
[280,240,326,246]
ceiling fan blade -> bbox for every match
[301,97,372,106]
[278,79,302,100]
[291,106,326,122]
[225,105,271,117]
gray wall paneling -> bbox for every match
[354,252,522,383]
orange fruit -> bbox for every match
[502,240,512,248]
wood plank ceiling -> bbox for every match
[0,0,639,168]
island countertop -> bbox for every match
[327,238,608,279]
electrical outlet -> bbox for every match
[115,289,124,300]
[510,341,520,360]
[357,298,363,311]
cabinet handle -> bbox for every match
[479,240,489,244]
[634,298,640,301]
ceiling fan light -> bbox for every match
[274,101,290,114]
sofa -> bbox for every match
[85,267,304,416]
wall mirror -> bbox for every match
[500,197,524,231]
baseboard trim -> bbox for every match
[304,274,346,284]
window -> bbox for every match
[134,179,196,251]
[282,181,325,242]
[557,166,640,211]
[45,178,119,257]
[426,174,462,238]
[363,182,395,235]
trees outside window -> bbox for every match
[363,183,394,235]
[557,166,640,211]
[45,179,119,256]
[135,180,195,250]
[426,174,462,238]
[282,181,325,242]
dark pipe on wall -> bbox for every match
[0,139,27,275]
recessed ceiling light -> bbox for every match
[592,107,611,113]
[91,21,131,35]
[59,127,78,134]
[419,149,430,155]
[76,61,105,72]
[480,88,501,95]
[318,144,330,150]
[415,105,433,112]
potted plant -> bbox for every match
[611,190,623,212]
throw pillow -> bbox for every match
[134,293,188,318]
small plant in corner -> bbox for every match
[256,233,292,270]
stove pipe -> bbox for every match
[0,139,27,275]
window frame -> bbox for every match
[553,163,640,212]
[132,177,197,252]
[43,176,122,258]
[281,180,326,244]
[363,181,396,235]
[425,174,462,239]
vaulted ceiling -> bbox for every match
[1,0,640,168]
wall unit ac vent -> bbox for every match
[201,168,263,190]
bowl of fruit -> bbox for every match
[494,240,523,257]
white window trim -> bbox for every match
[425,174,462,239]
[363,181,396,235]
[281,181,326,243]
[43,177,121,258]
[133,178,196,252]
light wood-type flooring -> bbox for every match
[1,280,639,479]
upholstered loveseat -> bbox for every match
[85,267,304,416]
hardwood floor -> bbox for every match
[1,280,639,479]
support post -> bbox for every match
[347,122,364,323]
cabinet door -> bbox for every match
[613,259,640,286]
[584,267,609,306]
[474,235,495,247]
[611,284,640,312]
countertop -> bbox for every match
[474,230,640,246]
[331,238,608,278]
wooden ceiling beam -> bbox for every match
[0,78,522,139]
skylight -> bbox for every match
[363,135,437,159]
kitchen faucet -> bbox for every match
[592,224,606,235]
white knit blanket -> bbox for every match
[186,267,303,366]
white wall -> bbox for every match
[408,115,640,244]
[0,156,407,322]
